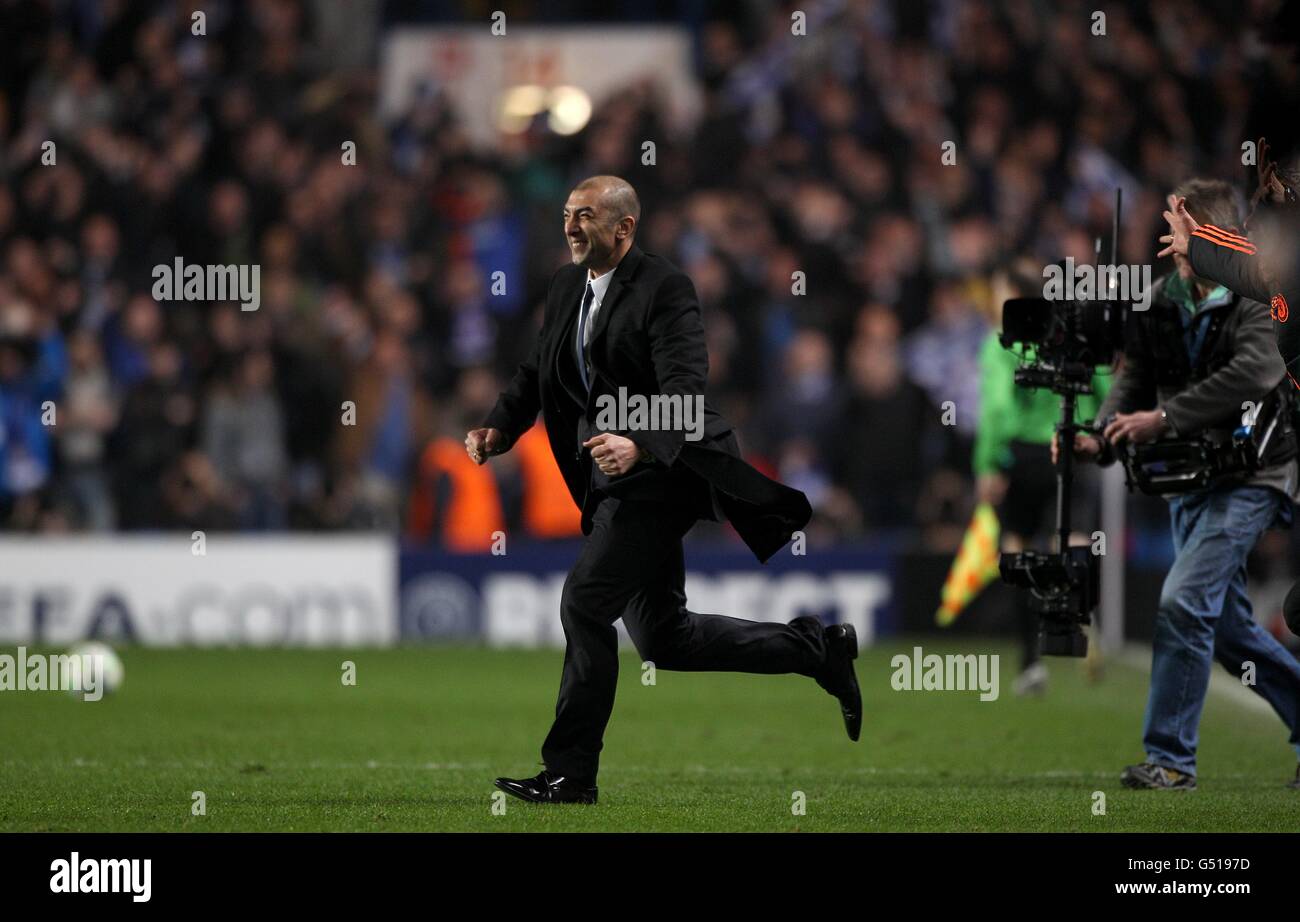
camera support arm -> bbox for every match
[1055,389,1076,555]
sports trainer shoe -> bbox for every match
[1289,764,1300,790]
[1121,762,1196,791]
[1012,663,1048,696]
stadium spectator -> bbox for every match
[0,0,1290,554]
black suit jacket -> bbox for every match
[484,245,811,562]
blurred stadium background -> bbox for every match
[2,0,1300,830]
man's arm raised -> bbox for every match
[1160,193,1274,304]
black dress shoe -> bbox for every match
[816,624,862,741]
[493,770,598,804]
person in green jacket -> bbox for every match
[974,263,1112,694]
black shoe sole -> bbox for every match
[493,779,541,803]
[493,779,598,805]
[832,624,861,742]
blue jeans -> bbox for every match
[1144,485,1300,775]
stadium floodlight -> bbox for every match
[497,84,548,134]
[547,85,592,135]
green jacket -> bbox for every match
[972,331,1113,476]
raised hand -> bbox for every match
[1157,194,1199,259]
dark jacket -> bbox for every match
[484,245,811,562]
[1187,219,1300,382]
[1096,271,1297,495]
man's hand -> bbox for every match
[465,428,505,465]
[1256,137,1290,206]
[583,433,644,477]
[1157,194,1200,259]
[976,472,1008,506]
[1103,410,1168,446]
[1050,431,1104,465]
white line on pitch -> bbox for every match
[1114,645,1275,717]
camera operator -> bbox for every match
[1062,178,1300,791]
[1161,141,1300,639]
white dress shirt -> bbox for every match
[575,268,616,384]
[578,267,616,352]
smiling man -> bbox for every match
[465,175,861,804]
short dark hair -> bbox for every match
[573,175,641,229]
[1172,178,1243,232]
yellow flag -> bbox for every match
[935,502,1002,626]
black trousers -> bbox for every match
[541,496,827,781]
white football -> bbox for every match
[65,641,125,700]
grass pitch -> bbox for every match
[1,641,1297,832]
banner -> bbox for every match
[400,542,896,648]
[0,536,396,647]
[0,536,896,649]
[379,26,702,145]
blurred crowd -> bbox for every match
[0,0,1295,550]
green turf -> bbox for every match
[1,640,1297,831]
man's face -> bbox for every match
[563,187,619,268]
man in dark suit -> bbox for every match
[466,176,862,804]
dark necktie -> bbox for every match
[576,281,594,391]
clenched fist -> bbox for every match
[583,433,644,477]
[465,428,505,465]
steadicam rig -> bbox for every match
[995,190,1134,657]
